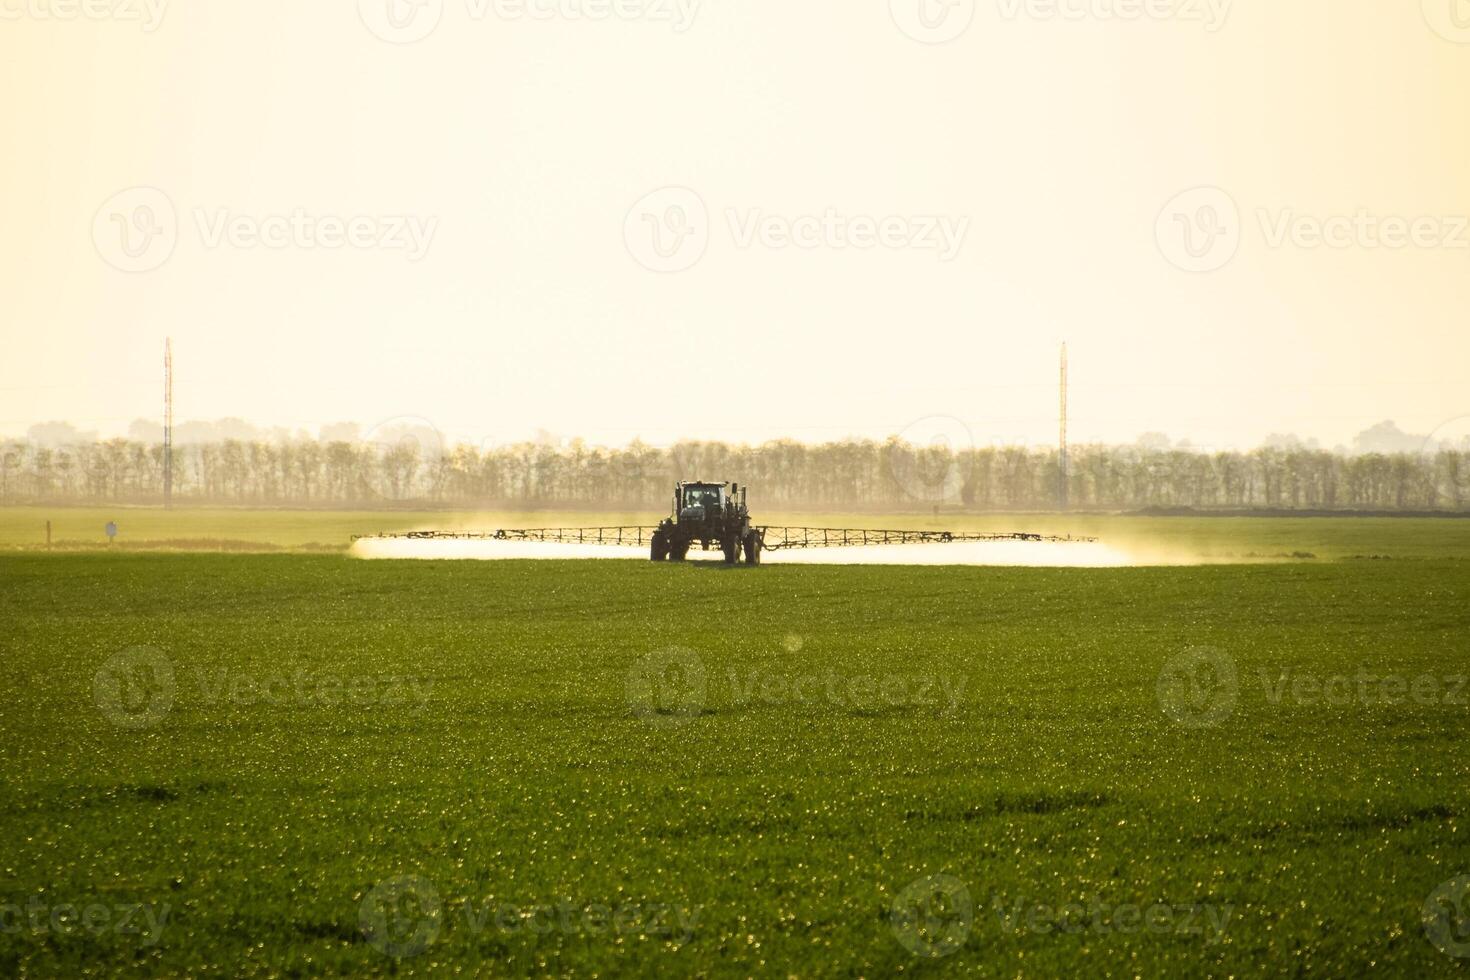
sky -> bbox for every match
[2,0,1469,454]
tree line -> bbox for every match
[1,435,1467,512]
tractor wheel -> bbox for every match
[650,535,669,562]
[722,536,739,564]
[743,531,762,566]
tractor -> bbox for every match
[650,482,764,565]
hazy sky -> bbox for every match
[3,0,1469,452]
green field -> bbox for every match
[2,517,1469,975]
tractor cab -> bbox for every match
[677,483,726,521]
